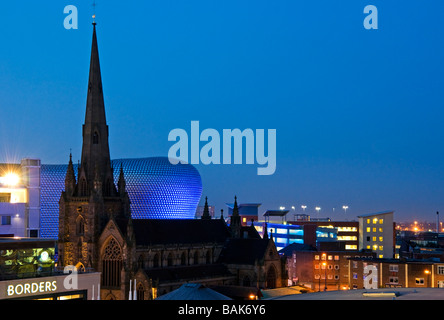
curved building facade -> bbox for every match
[40,157,202,238]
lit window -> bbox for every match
[314,255,320,260]
[328,255,333,261]
[372,237,376,242]
[367,219,371,224]
[334,255,339,261]
[379,228,383,232]
[366,227,370,232]
[373,218,378,224]
[379,237,383,242]
[379,246,383,251]
[373,227,376,232]
[379,219,384,224]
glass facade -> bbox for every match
[40,157,202,239]
[0,239,56,280]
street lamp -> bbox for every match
[342,205,349,214]
[315,207,321,220]
[425,270,430,287]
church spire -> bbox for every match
[78,22,114,196]
[230,196,241,238]
[64,152,76,196]
[201,196,211,220]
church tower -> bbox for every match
[58,22,131,272]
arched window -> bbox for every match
[76,215,84,235]
[167,252,173,267]
[137,255,144,269]
[93,131,99,144]
[194,251,199,265]
[80,178,87,196]
[266,265,277,289]
[102,238,123,288]
[153,253,160,268]
[136,283,145,300]
[180,252,186,265]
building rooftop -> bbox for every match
[266,287,444,300]
[357,210,394,218]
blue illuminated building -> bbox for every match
[254,222,338,251]
[40,157,202,238]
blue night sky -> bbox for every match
[0,1,443,222]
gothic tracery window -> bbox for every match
[102,238,123,288]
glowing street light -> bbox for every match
[342,205,349,214]
[2,173,19,187]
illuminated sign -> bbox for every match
[7,281,57,297]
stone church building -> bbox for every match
[57,22,282,300]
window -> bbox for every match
[328,255,333,261]
[372,227,376,232]
[102,238,123,288]
[334,255,339,261]
[389,277,399,284]
[76,216,84,235]
[314,255,320,260]
[379,236,383,242]
[366,227,370,232]
[136,283,145,300]
[334,275,339,280]
[379,219,384,224]
[389,265,398,272]
[93,131,99,144]
[334,265,339,270]
[1,216,11,225]
[367,219,371,224]
[416,278,425,285]
[437,265,444,275]
[353,273,358,279]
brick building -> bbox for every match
[348,257,444,289]
[280,242,375,291]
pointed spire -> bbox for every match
[232,196,239,216]
[79,22,113,190]
[263,222,269,239]
[220,209,224,220]
[65,152,76,196]
[118,163,127,197]
[201,196,211,220]
[230,196,241,238]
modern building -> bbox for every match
[40,157,202,239]
[0,237,100,300]
[358,211,395,258]
[226,202,261,226]
[0,159,41,238]
[287,219,359,251]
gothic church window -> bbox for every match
[102,238,123,288]
[76,215,85,235]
